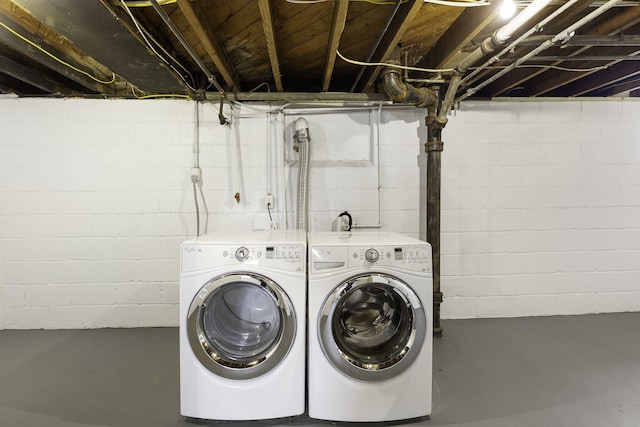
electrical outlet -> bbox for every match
[190,167,201,183]
[265,194,275,209]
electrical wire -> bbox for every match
[192,181,200,236]
[120,0,197,92]
[337,49,454,73]
[286,0,405,4]
[137,93,192,99]
[118,0,176,6]
[249,82,272,93]
[132,19,196,88]
[267,204,276,229]
[0,21,116,85]
[424,0,490,6]
[286,0,490,5]
[483,64,609,72]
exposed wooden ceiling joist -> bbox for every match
[414,0,500,71]
[353,0,423,93]
[0,1,137,96]
[552,58,640,96]
[2,1,640,100]
[322,0,349,92]
[0,53,56,93]
[258,0,283,92]
[476,2,640,98]
[176,0,238,91]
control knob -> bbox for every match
[365,248,379,263]
[235,247,250,261]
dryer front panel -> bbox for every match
[318,273,426,381]
[187,272,296,380]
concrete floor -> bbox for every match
[1,313,639,427]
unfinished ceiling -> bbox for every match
[1,0,640,100]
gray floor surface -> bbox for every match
[1,313,639,427]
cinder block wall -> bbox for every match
[0,99,194,328]
[1,98,639,328]
[442,100,640,318]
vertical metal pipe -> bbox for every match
[380,67,443,336]
[426,124,444,338]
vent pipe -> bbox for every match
[381,68,443,337]
[381,67,439,114]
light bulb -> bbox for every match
[500,0,516,19]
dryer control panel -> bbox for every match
[181,243,305,273]
[311,245,431,274]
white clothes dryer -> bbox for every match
[307,231,433,422]
[180,230,306,421]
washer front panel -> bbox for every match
[318,272,427,381]
[187,272,296,380]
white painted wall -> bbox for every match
[442,100,640,318]
[0,97,639,328]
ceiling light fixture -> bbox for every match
[500,0,517,18]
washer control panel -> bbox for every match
[348,245,431,272]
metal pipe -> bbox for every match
[149,0,225,94]
[436,0,554,126]
[294,117,311,231]
[426,123,444,338]
[380,68,444,336]
[380,67,439,124]
[519,55,640,61]
[456,0,624,102]
[517,34,640,46]
[460,0,580,87]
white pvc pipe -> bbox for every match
[457,0,623,101]
[460,0,580,88]
[437,0,554,124]
[495,0,554,43]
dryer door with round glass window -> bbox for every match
[318,273,426,381]
[187,272,296,380]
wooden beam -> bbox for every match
[0,54,57,93]
[322,0,349,92]
[258,0,283,92]
[512,6,640,97]
[355,0,423,93]
[551,56,640,97]
[176,0,239,91]
[414,0,500,71]
[0,0,136,96]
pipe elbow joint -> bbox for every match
[381,67,438,109]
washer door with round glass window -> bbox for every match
[318,273,426,381]
[187,272,296,380]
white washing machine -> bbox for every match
[307,231,433,422]
[179,229,306,421]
